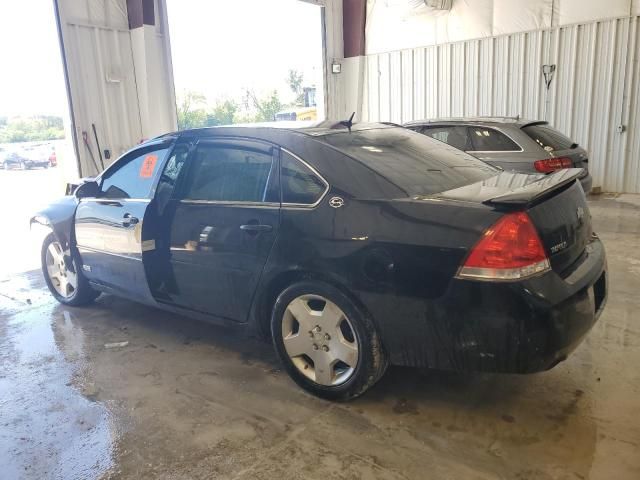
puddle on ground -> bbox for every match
[0,290,115,479]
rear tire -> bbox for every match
[41,233,99,306]
[271,280,388,401]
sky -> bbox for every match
[166,0,324,106]
[0,0,324,117]
[0,0,68,116]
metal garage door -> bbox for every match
[54,0,177,178]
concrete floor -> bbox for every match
[1,170,639,479]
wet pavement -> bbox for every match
[1,193,639,479]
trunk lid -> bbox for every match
[526,181,592,275]
[434,168,591,275]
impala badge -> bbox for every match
[329,197,345,208]
[550,240,568,253]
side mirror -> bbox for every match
[74,180,100,199]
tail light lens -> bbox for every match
[457,212,550,281]
[534,157,573,173]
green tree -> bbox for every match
[245,89,283,122]
[0,115,64,143]
[287,69,304,105]
[205,99,238,126]
[176,90,208,130]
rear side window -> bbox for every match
[101,146,169,199]
[182,143,274,202]
[468,127,520,151]
[421,126,470,151]
[522,124,575,151]
[281,151,327,205]
[321,128,498,196]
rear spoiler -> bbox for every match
[483,168,584,207]
[519,120,548,129]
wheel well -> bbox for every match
[255,270,376,341]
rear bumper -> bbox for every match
[375,237,607,373]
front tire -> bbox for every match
[271,280,388,401]
[41,233,99,306]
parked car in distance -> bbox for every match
[2,145,50,169]
[404,117,593,193]
[32,122,607,400]
[2,149,26,170]
[22,145,52,169]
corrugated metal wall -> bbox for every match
[362,16,640,193]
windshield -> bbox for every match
[320,127,498,196]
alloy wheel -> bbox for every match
[281,294,359,386]
[45,241,77,299]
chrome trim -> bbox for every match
[80,197,151,203]
[455,259,550,282]
[280,148,330,209]
[467,149,524,154]
[179,200,280,208]
[77,245,143,261]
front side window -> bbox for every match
[422,126,470,151]
[101,146,169,199]
[468,127,520,152]
[182,143,274,202]
[281,151,327,205]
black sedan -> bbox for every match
[32,122,607,400]
[3,149,50,170]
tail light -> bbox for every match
[534,157,573,173]
[457,212,550,281]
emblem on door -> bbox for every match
[329,197,345,208]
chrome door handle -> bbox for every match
[122,213,139,226]
[96,199,123,206]
[240,224,272,233]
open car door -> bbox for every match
[74,140,174,303]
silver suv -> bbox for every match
[404,117,592,193]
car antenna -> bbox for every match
[340,112,356,132]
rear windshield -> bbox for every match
[522,124,576,151]
[320,127,497,196]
